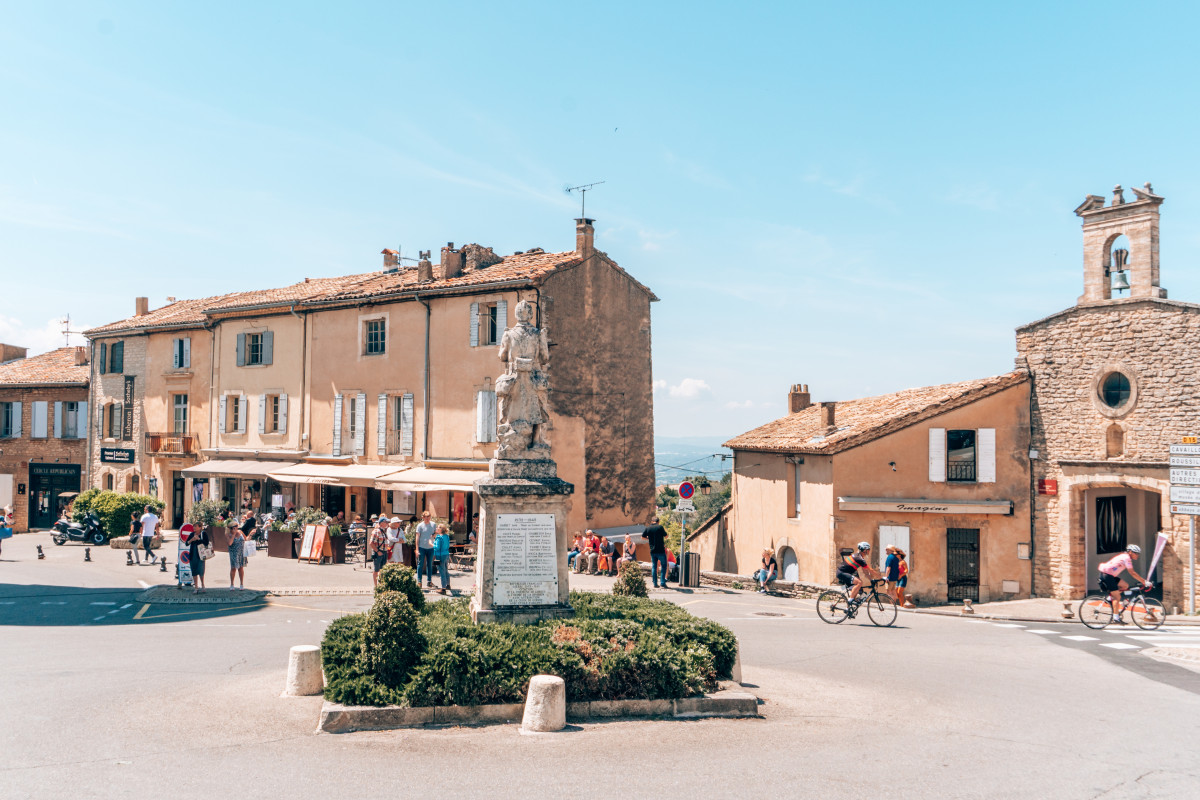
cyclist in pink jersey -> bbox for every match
[1098,545,1150,624]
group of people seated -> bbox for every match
[567,530,638,576]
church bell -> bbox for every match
[1111,270,1131,292]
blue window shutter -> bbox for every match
[263,330,274,365]
[496,299,508,340]
[257,394,267,434]
[219,396,227,433]
[469,302,479,347]
[53,402,62,438]
[236,333,246,367]
[183,336,191,368]
[400,394,413,457]
[237,395,248,434]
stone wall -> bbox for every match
[89,335,149,495]
[1017,298,1200,609]
[0,386,89,531]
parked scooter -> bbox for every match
[51,511,106,546]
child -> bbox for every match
[895,549,913,608]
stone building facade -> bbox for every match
[1016,183,1199,611]
[0,347,90,531]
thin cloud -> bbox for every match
[669,378,711,399]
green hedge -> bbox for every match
[72,489,165,540]
[321,592,738,708]
[376,564,426,612]
[612,560,648,597]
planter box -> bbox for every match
[211,529,230,553]
[268,529,296,559]
[329,536,347,564]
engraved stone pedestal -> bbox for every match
[470,459,575,625]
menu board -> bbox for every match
[493,513,558,606]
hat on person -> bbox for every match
[377,515,390,525]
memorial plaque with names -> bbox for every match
[493,513,558,606]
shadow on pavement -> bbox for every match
[0,583,265,627]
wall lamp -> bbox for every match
[889,462,897,472]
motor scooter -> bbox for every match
[51,511,106,546]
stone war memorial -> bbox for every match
[471,299,575,624]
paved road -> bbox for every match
[3,543,1200,798]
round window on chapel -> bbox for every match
[1101,372,1131,409]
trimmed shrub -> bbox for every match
[72,490,165,539]
[376,564,425,612]
[612,560,648,597]
[361,591,426,690]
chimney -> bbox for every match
[135,297,149,316]
[440,242,464,279]
[417,250,433,282]
[789,384,811,413]
[0,343,29,363]
[820,401,836,432]
[381,249,400,271]
[74,346,89,366]
[575,218,595,258]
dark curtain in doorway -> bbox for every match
[1095,496,1127,554]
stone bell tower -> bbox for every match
[1074,182,1165,303]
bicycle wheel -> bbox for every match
[866,592,898,627]
[1131,596,1166,631]
[816,590,851,624]
[1078,594,1113,629]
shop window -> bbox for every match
[1100,372,1131,409]
[1096,496,1127,554]
[364,319,386,355]
[947,430,976,482]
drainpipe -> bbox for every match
[289,304,308,453]
[419,296,432,460]
[1025,357,1036,598]
[208,324,217,451]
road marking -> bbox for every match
[120,603,132,610]
[1063,635,1099,641]
[133,604,150,620]
[993,623,1026,628]
[1100,642,1142,650]
[1026,629,1058,635]
[0,601,15,605]
[89,602,116,606]
[137,580,150,589]
[40,601,66,605]
[92,616,106,621]
[135,603,262,621]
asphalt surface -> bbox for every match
[3,535,1200,799]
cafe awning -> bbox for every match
[265,463,409,487]
[837,497,1013,515]
[181,460,300,479]
[375,467,485,493]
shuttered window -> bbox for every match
[476,390,497,443]
[0,402,20,438]
[173,337,191,369]
[109,341,124,374]
[332,393,343,456]
[929,427,996,484]
[31,401,48,438]
[354,392,367,456]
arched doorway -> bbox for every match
[779,546,798,582]
[1082,485,1162,597]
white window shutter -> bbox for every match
[977,428,997,483]
[278,394,288,433]
[237,395,248,434]
[219,396,227,433]
[476,391,487,443]
[172,340,181,369]
[332,393,343,456]
[401,394,413,457]
[54,401,63,438]
[263,330,274,365]
[469,302,479,347]
[377,394,388,455]
[355,392,366,455]
[486,390,497,442]
[77,401,87,439]
[257,394,267,434]
[496,299,508,340]
[236,333,246,367]
[32,401,48,438]
[928,428,946,483]
[12,401,20,437]
[183,337,191,368]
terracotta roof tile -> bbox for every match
[724,371,1028,455]
[84,296,217,336]
[0,347,90,387]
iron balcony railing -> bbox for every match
[947,461,976,482]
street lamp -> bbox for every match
[698,477,711,496]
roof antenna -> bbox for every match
[59,314,83,347]
[566,181,605,217]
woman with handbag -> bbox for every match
[188,525,212,593]
[128,512,143,564]
[227,514,248,589]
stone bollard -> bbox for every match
[521,675,566,732]
[1061,601,1075,620]
[731,646,743,685]
[283,645,324,696]
[961,599,974,615]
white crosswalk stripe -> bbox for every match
[1101,642,1142,650]
[1026,629,1058,635]
[992,623,1026,628]
[1063,635,1099,641]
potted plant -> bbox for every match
[327,523,347,564]
[186,499,228,551]
[211,517,231,553]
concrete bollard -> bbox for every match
[521,675,566,732]
[1061,601,1075,620]
[961,599,974,615]
[283,645,324,696]
[731,646,743,684]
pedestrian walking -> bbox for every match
[884,545,901,600]
[895,549,913,608]
[644,518,669,588]
[0,505,13,558]
[387,517,406,564]
[127,511,143,564]
[188,525,210,593]
[139,505,160,565]
[416,510,437,589]
[369,521,389,587]
[433,524,451,595]
[227,515,247,589]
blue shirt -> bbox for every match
[884,553,900,581]
[433,532,450,558]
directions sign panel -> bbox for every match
[1170,455,1200,467]
[1169,468,1200,486]
[1170,444,1200,456]
[1169,503,1200,516]
[1169,485,1200,503]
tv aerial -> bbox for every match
[566,181,605,217]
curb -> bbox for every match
[317,688,759,733]
[137,586,268,605]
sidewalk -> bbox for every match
[903,596,1200,626]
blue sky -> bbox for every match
[3,2,1200,438]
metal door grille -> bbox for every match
[946,528,980,602]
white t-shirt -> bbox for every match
[139,513,159,537]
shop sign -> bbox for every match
[837,497,1013,515]
[30,463,82,478]
[1037,479,1058,495]
[122,376,135,440]
[100,448,136,464]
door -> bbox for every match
[780,547,798,582]
[172,473,185,530]
[878,525,910,573]
[946,528,980,602]
[367,488,382,518]
[28,465,81,530]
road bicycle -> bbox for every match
[1078,585,1164,631]
[816,578,898,627]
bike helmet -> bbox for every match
[1126,544,1141,554]
[857,541,871,552]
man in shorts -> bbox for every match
[1098,545,1150,624]
[836,542,882,601]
